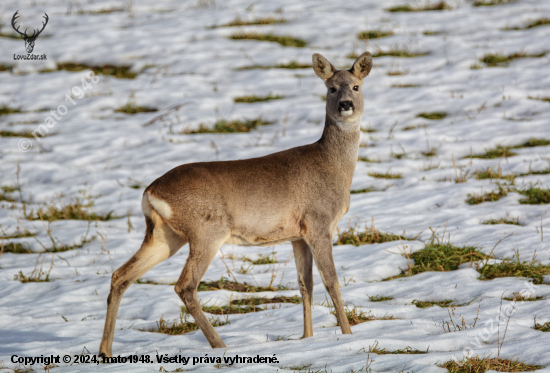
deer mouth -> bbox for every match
[340,109,354,116]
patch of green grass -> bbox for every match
[361,341,427,354]
[26,192,117,222]
[482,216,520,225]
[182,117,272,134]
[0,105,22,116]
[512,138,550,148]
[505,18,550,30]
[468,146,517,159]
[391,83,420,88]
[0,186,17,202]
[231,296,302,306]
[421,147,438,157]
[212,17,286,28]
[372,47,428,58]
[368,170,402,179]
[368,295,393,302]
[417,112,446,120]
[423,30,441,36]
[2,242,32,254]
[236,61,312,70]
[114,102,157,114]
[473,0,516,6]
[358,30,394,40]
[388,241,491,280]
[229,32,307,47]
[412,299,455,308]
[334,307,397,326]
[141,314,228,335]
[50,63,137,79]
[198,276,288,292]
[528,96,550,103]
[480,52,546,67]
[234,93,284,103]
[350,188,375,194]
[0,130,35,138]
[503,292,543,302]
[202,304,263,314]
[474,167,516,182]
[479,259,550,284]
[467,185,508,205]
[441,356,542,372]
[0,63,13,72]
[336,225,407,246]
[534,320,550,332]
[386,2,451,12]
[517,186,550,204]
[242,253,278,265]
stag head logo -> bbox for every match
[12,10,49,54]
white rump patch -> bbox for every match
[340,109,353,116]
[143,192,173,220]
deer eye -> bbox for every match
[353,85,359,91]
[330,87,336,93]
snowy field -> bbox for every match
[1,0,550,371]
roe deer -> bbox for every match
[99,52,372,357]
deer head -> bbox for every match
[11,11,49,54]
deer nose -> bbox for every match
[339,101,354,111]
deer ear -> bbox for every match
[312,53,337,82]
[349,52,372,79]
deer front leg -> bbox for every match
[292,239,314,338]
[308,234,352,335]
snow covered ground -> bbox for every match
[1,0,550,371]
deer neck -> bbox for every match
[317,114,361,176]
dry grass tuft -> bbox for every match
[372,46,428,58]
[440,356,542,372]
[231,295,302,306]
[141,314,228,335]
[505,18,550,30]
[51,63,136,79]
[182,117,272,134]
[234,93,284,103]
[334,307,397,326]
[0,104,23,116]
[198,276,288,292]
[26,191,117,221]
[368,170,402,179]
[468,146,517,159]
[480,52,545,67]
[229,32,307,47]
[467,185,509,205]
[212,17,286,28]
[479,258,550,284]
[473,0,516,6]
[503,292,543,302]
[386,2,451,12]
[361,341,427,354]
[336,224,407,246]
[517,186,550,204]
[417,112,446,120]
[358,30,394,40]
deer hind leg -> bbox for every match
[292,239,314,338]
[307,233,352,335]
[174,235,228,348]
[99,210,187,358]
